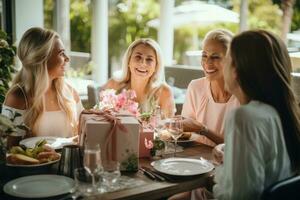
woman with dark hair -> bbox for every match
[213,30,300,199]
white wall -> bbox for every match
[13,0,44,43]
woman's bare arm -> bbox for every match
[183,118,224,144]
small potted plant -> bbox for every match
[145,137,165,158]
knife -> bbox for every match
[140,167,156,180]
[140,167,166,182]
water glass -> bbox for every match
[84,143,102,191]
[101,160,121,191]
[74,168,101,196]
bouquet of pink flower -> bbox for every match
[94,89,139,116]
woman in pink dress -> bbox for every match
[170,29,239,200]
[182,29,239,147]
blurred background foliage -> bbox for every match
[0,30,16,110]
[44,0,300,76]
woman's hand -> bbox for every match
[212,143,225,165]
[182,118,205,132]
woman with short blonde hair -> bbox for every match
[182,29,239,147]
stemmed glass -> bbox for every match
[166,116,183,157]
[83,143,102,192]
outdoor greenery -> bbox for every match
[43,0,300,76]
[0,30,16,111]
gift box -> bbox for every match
[139,128,154,158]
[79,111,140,171]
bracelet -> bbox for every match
[199,125,208,136]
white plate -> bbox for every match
[20,136,76,149]
[4,175,75,198]
[153,158,214,176]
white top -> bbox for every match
[213,101,292,200]
[1,100,84,138]
[182,78,239,146]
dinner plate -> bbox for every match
[20,136,76,149]
[4,175,75,198]
[153,158,214,176]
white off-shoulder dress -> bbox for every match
[1,85,84,138]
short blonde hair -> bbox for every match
[202,29,233,52]
[113,38,164,87]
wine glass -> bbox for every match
[83,143,102,193]
[166,116,183,157]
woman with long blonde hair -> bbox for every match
[103,38,175,117]
[1,27,83,137]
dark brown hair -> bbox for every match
[230,30,300,173]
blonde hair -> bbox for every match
[12,27,75,135]
[202,29,233,52]
[113,38,165,92]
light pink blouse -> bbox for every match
[182,77,239,147]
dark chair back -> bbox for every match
[261,175,300,200]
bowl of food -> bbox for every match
[6,139,61,177]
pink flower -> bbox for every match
[144,138,154,149]
[96,89,138,115]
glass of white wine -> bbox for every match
[83,143,102,194]
[166,116,183,157]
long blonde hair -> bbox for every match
[113,38,165,95]
[12,27,75,135]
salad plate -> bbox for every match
[20,136,76,150]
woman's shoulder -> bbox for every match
[229,101,280,126]
[103,79,121,90]
[188,77,208,89]
[186,78,208,98]
[156,83,173,97]
[4,86,27,110]
[189,77,209,86]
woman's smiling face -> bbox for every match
[128,44,157,80]
[201,39,226,81]
[47,38,69,79]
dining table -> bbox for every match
[0,143,214,200]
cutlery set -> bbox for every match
[139,166,172,182]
